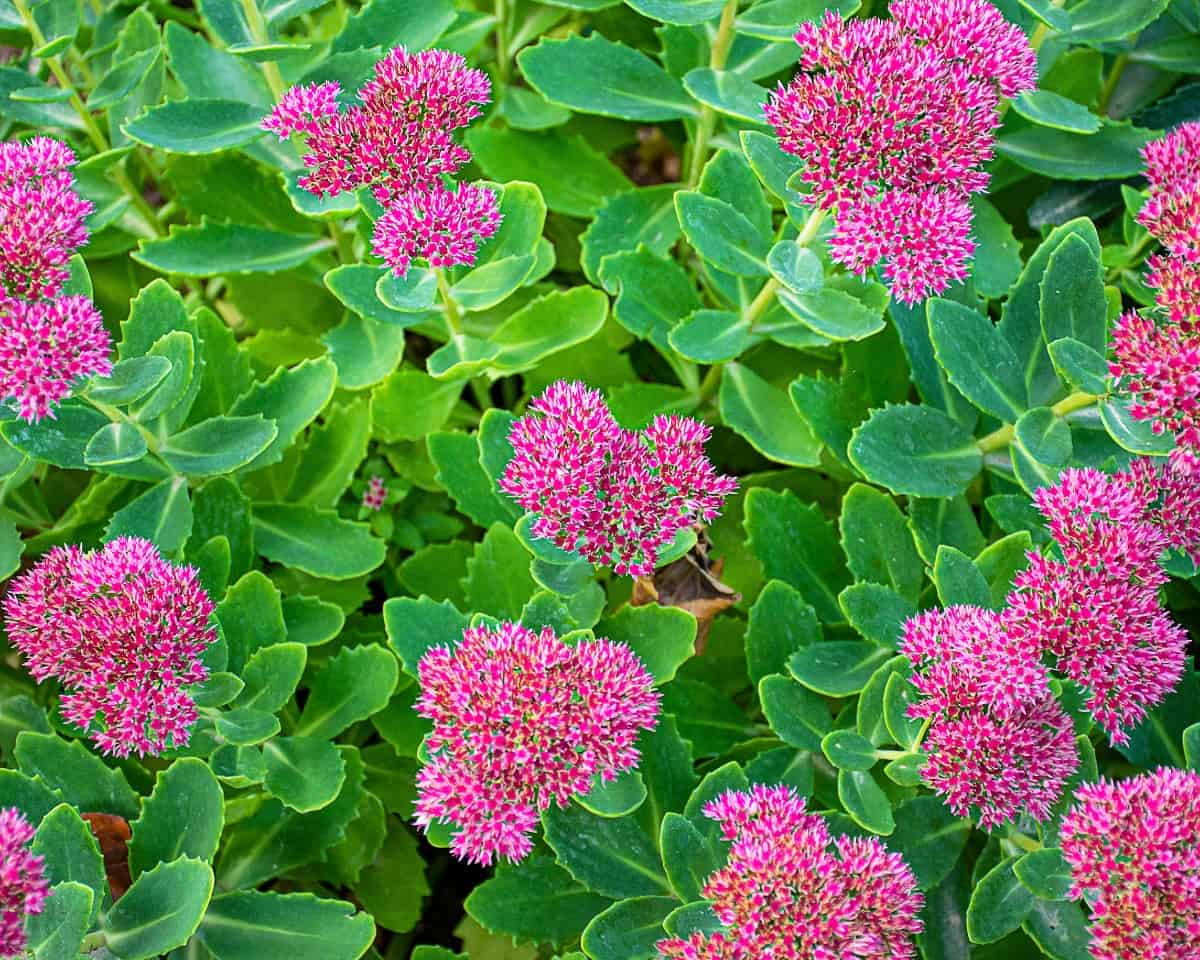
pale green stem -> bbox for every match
[436,268,463,336]
[238,0,285,99]
[1098,53,1130,116]
[684,0,738,188]
[977,390,1100,454]
[494,0,510,83]
[1007,831,1043,854]
[742,207,828,328]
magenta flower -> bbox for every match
[1146,253,1200,326]
[4,537,218,758]
[657,785,924,959]
[370,180,501,277]
[1138,121,1200,263]
[0,137,92,301]
[764,2,1035,303]
[501,381,737,576]
[1003,468,1188,745]
[0,808,47,960]
[264,46,489,203]
[413,620,659,866]
[362,474,387,511]
[0,295,111,422]
[1122,455,1200,566]
[902,606,1077,827]
[1111,311,1200,452]
[1061,768,1200,960]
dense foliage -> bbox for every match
[0,0,1198,959]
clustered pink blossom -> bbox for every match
[1112,122,1200,455]
[902,606,1077,828]
[1004,467,1188,745]
[413,620,659,866]
[500,381,738,576]
[1061,768,1200,960]
[656,785,924,959]
[264,47,500,276]
[4,537,217,758]
[362,474,387,511]
[0,137,110,422]
[765,0,1035,303]
[0,808,46,960]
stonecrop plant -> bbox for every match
[0,0,1197,958]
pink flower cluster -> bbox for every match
[4,537,217,758]
[1061,768,1200,960]
[264,47,500,276]
[656,785,924,959]
[902,606,1078,828]
[413,620,660,866]
[765,0,1035,303]
[1004,467,1188,745]
[0,137,110,422]
[0,808,46,960]
[1112,123,1200,455]
[362,474,387,511]
[500,381,738,576]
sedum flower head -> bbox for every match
[362,474,387,511]
[902,606,1077,827]
[1138,121,1200,264]
[414,620,659,866]
[764,1,1034,303]
[370,180,501,277]
[0,808,47,960]
[1003,468,1188,745]
[1122,454,1200,566]
[657,785,924,959]
[4,537,217,758]
[0,137,92,301]
[0,295,111,422]
[1111,310,1200,451]
[1061,768,1200,960]
[500,381,737,576]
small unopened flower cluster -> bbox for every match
[1112,123,1200,455]
[362,474,387,511]
[903,462,1194,826]
[765,0,1036,303]
[413,620,659,866]
[656,785,924,959]
[0,808,47,960]
[0,137,111,422]
[1061,768,1200,960]
[501,381,737,576]
[4,537,217,758]
[264,47,500,277]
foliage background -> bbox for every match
[0,0,1198,958]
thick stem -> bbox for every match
[741,207,827,328]
[1097,53,1129,117]
[436,268,463,336]
[1007,831,1042,854]
[239,0,285,99]
[697,363,723,404]
[977,390,1100,454]
[683,0,738,188]
[494,0,510,84]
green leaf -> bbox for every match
[356,819,429,933]
[996,123,1157,180]
[543,803,671,898]
[676,191,769,276]
[789,641,892,697]
[891,797,971,891]
[766,240,823,295]
[580,897,676,960]
[26,881,93,960]
[581,186,680,284]
[216,570,286,675]
[759,674,830,750]
[967,857,1034,944]
[928,298,1028,423]
[124,99,266,153]
[215,707,280,745]
[659,813,719,902]
[384,595,469,679]
[286,399,371,505]
[252,504,386,579]
[1021,900,1093,960]
[596,605,696,684]
[199,891,375,960]
[777,286,885,342]
[1040,234,1107,355]
[463,523,537,620]
[719,363,821,466]
[104,476,192,555]
[933,545,991,608]
[578,770,648,818]
[837,769,894,835]
[971,197,1023,300]
[329,264,432,323]
[1,404,104,469]
[84,422,148,467]
[486,286,610,373]
[15,732,137,818]
[135,223,332,276]
[849,405,982,498]
[1185,722,1200,770]
[1014,848,1073,901]
[295,644,399,739]
[822,729,878,771]
[857,655,906,745]
[683,67,768,122]
[263,736,347,812]
[160,415,277,476]
[746,579,821,685]
[662,679,753,757]
[238,642,307,713]
[0,769,62,824]
[1099,397,1177,455]
[883,673,923,750]
[31,805,106,923]
[1061,0,1169,41]
[1047,338,1109,395]
[130,330,195,424]
[636,715,697,837]
[519,34,696,121]
[465,855,612,946]
[103,857,214,960]
[626,0,725,23]
[1012,90,1101,133]
[744,488,851,624]
[429,431,521,526]
[86,356,171,405]
[229,356,336,472]
[128,758,224,877]
[1011,407,1072,494]
[839,484,923,603]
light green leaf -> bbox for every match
[103,858,214,960]
[124,99,266,153]
[251,504,386,579]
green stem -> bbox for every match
[328,219,353,263]
[742,207,828,329]
[88,397,164,456]
[1007,831,1042,854]
[697,363,723,404]
[80,933,107,952]
[436,268,463,336]
[684,0,738,188]
[977,390,1100,454]
[239,0,285,99]
[1097,53,1129,116]
[494,0,510,84]
[874,749,907,761]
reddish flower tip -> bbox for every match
[413,620,660,866]
[500,381,737,576]
[1061,768,1200,960]
[0,807,47,960]
[362,474,387,511]
[657,785,924,959]
[4,537,218,758]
